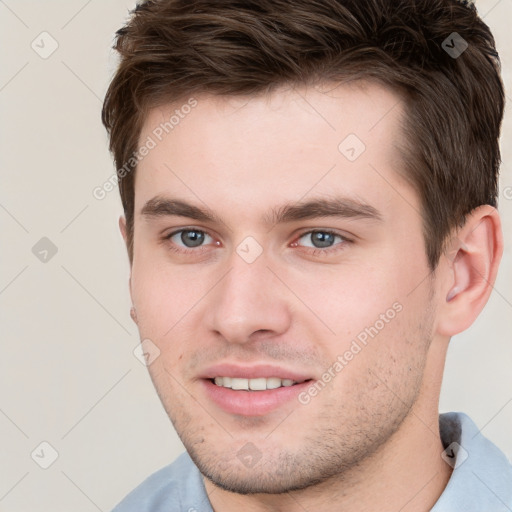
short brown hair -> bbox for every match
[102,0,504,269]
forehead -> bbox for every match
[134,81,414,224]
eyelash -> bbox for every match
[162,228,351,257]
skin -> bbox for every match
[119,81,503,512]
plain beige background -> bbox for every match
[1,1,511,511]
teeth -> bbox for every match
[266,377,282,389]
[249,378,266,391]
[213,376,300,390]
[231,378,249,390]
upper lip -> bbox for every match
[199,363,313,382]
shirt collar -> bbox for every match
[431,412,512,511]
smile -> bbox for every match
[212,376,308,391]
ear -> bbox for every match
[119,215,128,244]
[436,205,503,337]
[119,215,135,307]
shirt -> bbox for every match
[112,412,512,511]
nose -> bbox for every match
[204,252,292,345]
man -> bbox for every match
[102,0,511,510]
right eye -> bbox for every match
[165,228,213,249]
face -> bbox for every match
[127,82,440,494]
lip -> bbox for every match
[199,363,313,382]
[198,363,315,417]
[201,378,313,416]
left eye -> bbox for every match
[296,230,345,249]
[167,229,214,248]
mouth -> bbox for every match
[210,376,311,391]
[199,365,315,416]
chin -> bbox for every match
[187,444,344,495]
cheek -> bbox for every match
[130,257,200,333]
[307,262,432,384]
[130,259,208,379]
[325,310,430,413]
[296,264,403,340]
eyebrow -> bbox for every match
[140,195,382,226]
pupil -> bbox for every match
[181,230,204,247]
[312,231,334,248]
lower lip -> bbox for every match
[201,379,312,416]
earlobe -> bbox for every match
[437,205,503,337]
